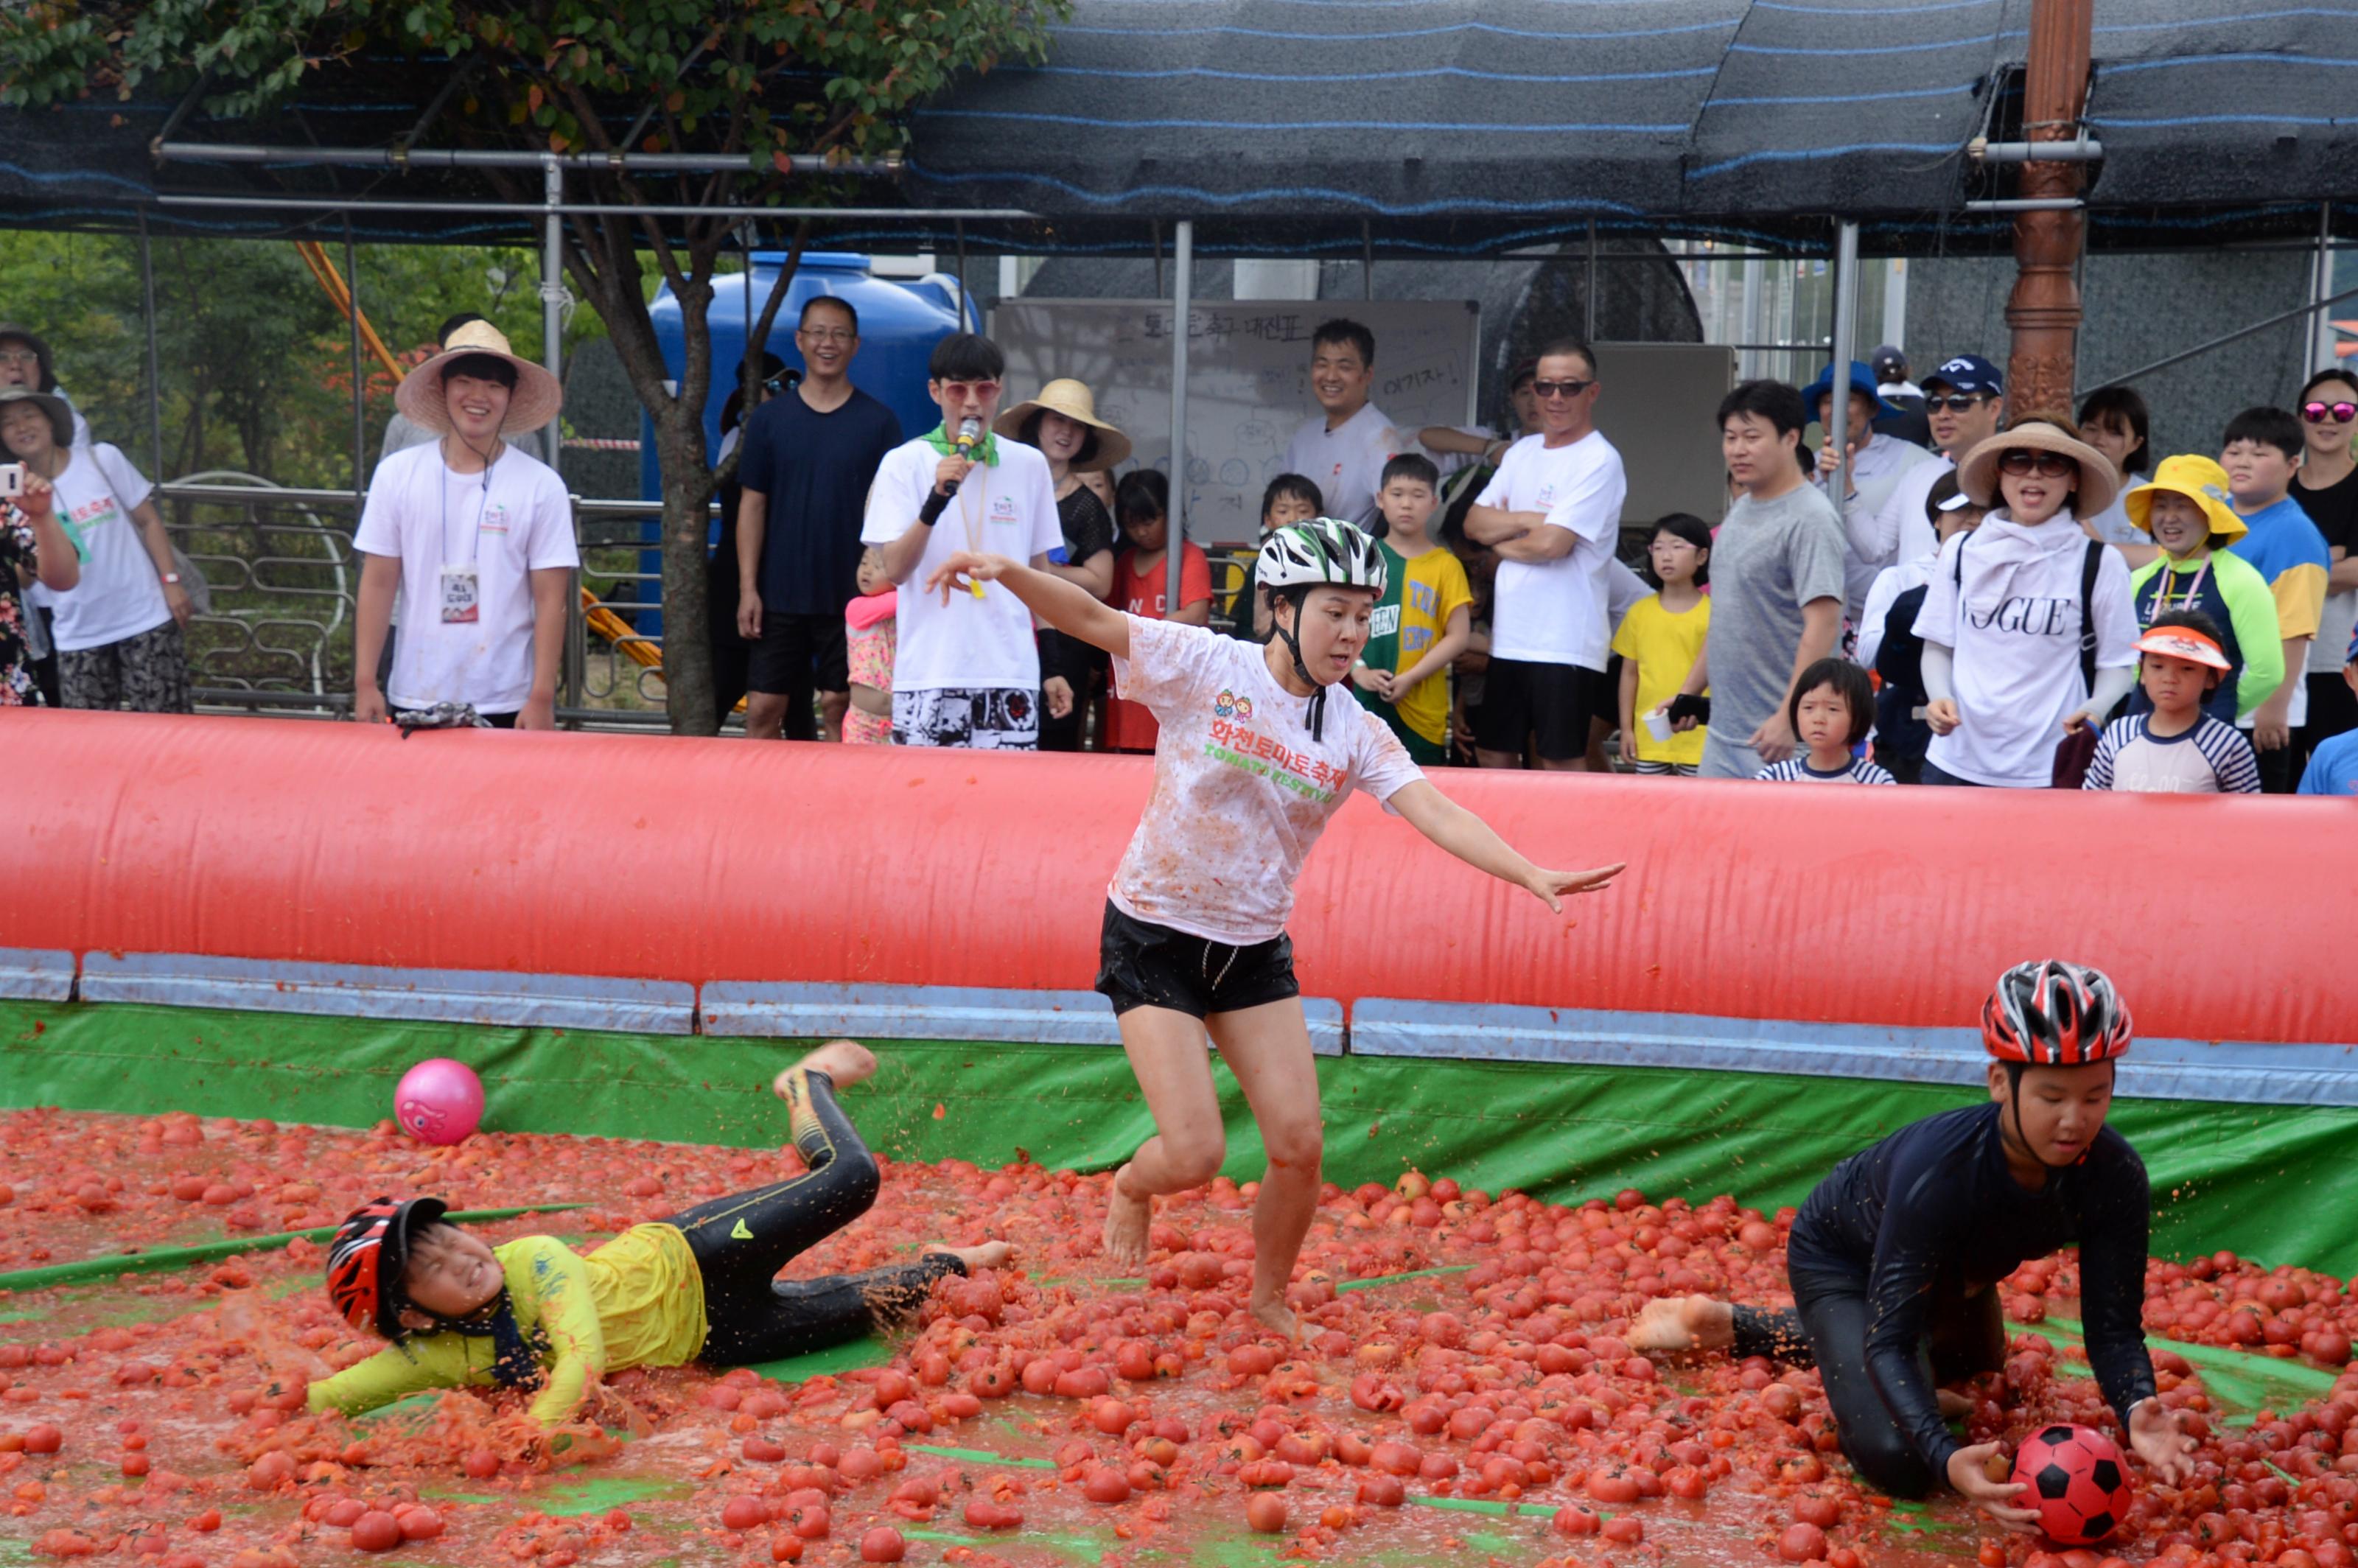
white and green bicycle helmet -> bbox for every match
[1256,518,1386,739]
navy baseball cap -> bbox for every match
[1922,354,2002,397]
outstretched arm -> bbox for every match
[1386,779,1623,911]
[926,551,1132,659]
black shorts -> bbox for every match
[1094,901,1299,1019]
[1473,657,1602,761]
[746,612,850,697]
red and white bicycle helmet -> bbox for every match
[325,1195,447,1337]
[1981,960,2133,1065]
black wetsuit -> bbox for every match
[664,1069,966,1365]
[1732,1102,2157,1497]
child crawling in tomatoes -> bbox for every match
[306,1041,1007,1440]
[1630,962,2199,1526]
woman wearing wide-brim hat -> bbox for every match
[354,321,579,731]
[996,379,1130,751]
[391,319,564,440]
[1914,417,2141,788]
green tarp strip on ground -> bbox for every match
[0,1204,588,1292]
[8,998,2357,1276]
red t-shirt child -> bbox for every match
[1104,542,1214,752]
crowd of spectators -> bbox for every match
[4,298,2354,797]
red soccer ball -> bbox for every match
[2011,1423,2133,1545]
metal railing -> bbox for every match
[156,475,699,728]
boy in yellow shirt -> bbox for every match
[1614,514,1712,776]
[308,1041,1007,1433]
[1351,454,1474,763]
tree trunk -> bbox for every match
[653,401,718,734]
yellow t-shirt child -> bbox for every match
[1360,541,1475,751]
[1610,593,1710,766]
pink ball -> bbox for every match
[394,1057,483,1145]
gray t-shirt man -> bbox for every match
[1701,483,1847,778]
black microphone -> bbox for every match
[942,417,984,497]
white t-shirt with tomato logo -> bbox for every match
[1108,615,1424,945]
[862,435,1063,693]
[32,442,171,654]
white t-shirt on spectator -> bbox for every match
[1872,453,1957,570]
[353,441,579,713]
[1284,401,1400,528]
[2082,494,2144,548]
[1825,431,1937,615]
[1472,429,1628,669]
[1423,424,1497,480]
[861,435,1061,693]
[36,442,170,654]
[1914,511,2139,787]
[1108,615,1423,945]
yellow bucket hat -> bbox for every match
[2124,454,2245,544]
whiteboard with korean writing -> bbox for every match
[989,298,1481,545]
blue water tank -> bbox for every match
[634,253,979,634]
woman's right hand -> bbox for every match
[1925,697,1961,736]
[1946,1443,2040,1533]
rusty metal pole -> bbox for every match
[2004,0,2093,417]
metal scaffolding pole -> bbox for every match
[542,158,564,475]
[1167,220,1193,618]
[137,210,164,479]
[343,223,365,504]
[151,141,900,175]
[1827,222,1860,502]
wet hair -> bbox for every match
[1648,512,1712,588]
[1718,379,1807,438]
[800,294,858,333]
[1116,469,1169,531]
[1534,337,1598,379]
[1381,452,1439,491]
[2299,365,2358,404]
[1017,408,1099,469]
[2145,606,2231,691]
[928,332,1004,382]
[1311,318,1375,369]
[2222,405,2303,461]
[2077,385,2152,475]
[1262,473,1323,521]
[434,311,486,346]
[440,353,517,391]
[1788,656,1874,747]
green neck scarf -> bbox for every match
[924,423,999,466]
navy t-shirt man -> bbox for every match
[734,379,903,738]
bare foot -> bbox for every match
[1629,1295,1735,1358]
[1102,1166,1151,1268]
[1937,1388,1973,1420]
[928,1239,1012,1270]
[1250,1296,1301,1343]
[779,1039,876,1096]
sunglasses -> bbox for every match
[1997,449,2075,478]
[1925,393,1990,413]
[2302,401,2358,424]
[936,379,1000,401]
[1532,378,1594,400]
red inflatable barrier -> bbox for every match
[4,710,2351,1042]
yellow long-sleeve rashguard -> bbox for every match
[307,1226,707,1427]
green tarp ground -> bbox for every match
[7,998,2357,1277]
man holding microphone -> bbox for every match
[863,333,1063,748]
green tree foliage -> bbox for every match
[0,1,1064,732]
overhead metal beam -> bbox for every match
[151,193,1035,220]
[152,142,900,175]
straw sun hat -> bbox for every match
[393,319,562,436]
[1954,419,2119,517]
[994,378,1132,471]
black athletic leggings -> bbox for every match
[1732,1263,2006,1498]
[663,1069,966,1365]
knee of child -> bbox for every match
[1261,1115,1324,1177]
[1841,1427,1936,1501]
[1164,1130,1228,1189]
[834,1148,883,1214]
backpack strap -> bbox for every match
[2077,538,2105,696]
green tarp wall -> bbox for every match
[5,998,2351,1278]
